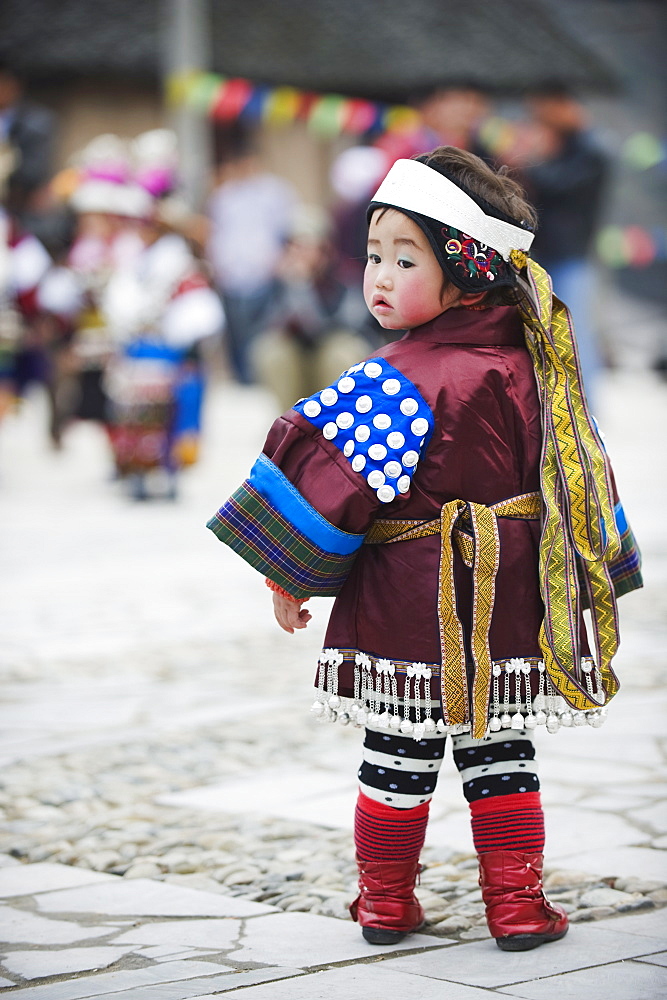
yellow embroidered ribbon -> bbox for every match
[517,260,621,711]
[367,492,540,738]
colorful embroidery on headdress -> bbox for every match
[441,225,505,283]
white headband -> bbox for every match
[370,159,534,261]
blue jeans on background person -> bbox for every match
[220,284,276,385]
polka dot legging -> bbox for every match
[358,724,540,810]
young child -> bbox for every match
[207,147,642,952]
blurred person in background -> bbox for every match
[0,56,55,233]
[513,83,610,401]
[331,146,390,289]
[416,84,492,156]
[0,196,51,423]
[58,135,146,439]
[206,130,298,385]
[251,204,374,413]
[0,130,75,438]
[330,145,391,346]
[31,219,81,448]
[375,84,492,164]
[102,130,224,500]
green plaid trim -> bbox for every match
[577,522,643,607]
[609,523,643,598]
[207,480,360,599]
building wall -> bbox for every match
[31,79,164,169]
[28,79,346,207]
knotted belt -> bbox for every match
[365,492,541,738]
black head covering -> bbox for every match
[367,155,534,293]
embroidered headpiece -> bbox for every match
[368,157,535,292]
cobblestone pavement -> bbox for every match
[0,369,665,998]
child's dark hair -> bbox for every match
[420,146,538,306]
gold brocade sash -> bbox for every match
[366,492,541,738]
[517,260,621,715]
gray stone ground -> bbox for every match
[0,359,666,998]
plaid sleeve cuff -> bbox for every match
[206,453,365,599]
[608,502,643,598]
[577,501,643,605]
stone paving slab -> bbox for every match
[74,967,305,1000]
[135,945,218,961]
[111,919,243,952]
[548,847,667,881]
[157,766,354,818]
[497,958,667,999]
[265,788,360,830]
[637,951,667,967]
[0,960,236,1000]
[0,863,116,898]
[422,811,472,852]
[536,754,654,788]
[384,923,665,988]
[0,856,21,868]
[633,802,667,834]
[192,964,498,999]
[223,911,452,967]
[584,792,655,812]
[539,724,663,765]
[595,907,667,938]
[0,947,138,981]
[541,807,644,857]
[34,880,277,919]
[0,906,113,945]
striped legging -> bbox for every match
[355,723,544,861]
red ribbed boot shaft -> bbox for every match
[470,791,545,854]
[354,791,430,862]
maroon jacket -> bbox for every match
[263,305,546,699]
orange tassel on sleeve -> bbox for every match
[265,578,309,603]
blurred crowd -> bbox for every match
[0,56,623,500]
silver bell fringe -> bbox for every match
[310,649,608,738]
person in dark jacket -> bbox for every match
[0,58,55,222]
[520,83,609,400]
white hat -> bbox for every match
[113,183,154,219]
[132,129,179,197]
[70,178,122,214]
[73,134,131,184]
[131,129,179,169]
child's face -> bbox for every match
[364,209,459,329]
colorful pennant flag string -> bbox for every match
[166,71,421,138]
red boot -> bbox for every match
[479,851,569,951]
[349,858,424,944]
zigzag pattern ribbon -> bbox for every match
[438,501,471,730]
[468,503,501,738]
[518,261,621,711]
[436,500,501,738]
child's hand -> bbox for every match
[272,592,312,634]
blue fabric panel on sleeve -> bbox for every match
[614,500,628,535]
[293,358,433,504]
[250,453,365,556]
